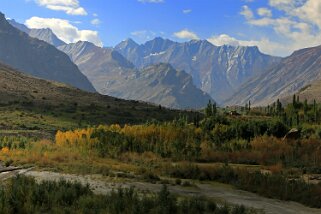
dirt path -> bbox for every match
[17,170,321,214]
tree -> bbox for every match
[205,100,213,117]
[276,99,282,116]
[212,101,217,117]
[293,94,296,107]
[314,99,317,123]
[303,99,308,122]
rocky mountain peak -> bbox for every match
[115,38,139,50]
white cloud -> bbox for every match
[257,8,272,17]
[131,30,156,41]
[91,18,101,26]
[138,0,164,3]
[25,17,103,47]
[35,0,87,16]
[269,0,296,9]
[238,0,321,56]
[173,29,199,40]
[208,34,244,47]
[183,9,192,14]
[240,5,254,20]
[208,34,290,56]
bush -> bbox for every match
[0,176,248,214]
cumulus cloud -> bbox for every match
[25,17,103,47]
[207,34,290,56]
[208,34,245,47]
[173,29,199,40]
[240,5,254,20]
[257,8,272,17]
[238,1,321,56]
[131,30,156,41]
[138,0,164,3]
[35,0,87,16]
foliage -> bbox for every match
[167,165,321,208]
[0,176,250,214]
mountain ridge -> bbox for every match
[8,19,66,47]
[115,37,281,103]
[59,42,213,109]
[224,45,321,106]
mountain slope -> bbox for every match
[102,63,214,109]
[225,45,321,106]
[58,41,136,94]
[281,79,321,104]
[0,13,94,92]
[8,19,66,47]
[0,62,197,124]
[59,42,213,109]
[115,38,280,103]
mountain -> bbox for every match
[59,41,213,109]
[101,63,214,109]
[0,13,94,92]
[115,37,281,103]
[28,28,66,47]
[58,41,136,94]
[0,62,197,124]
[7,19,29,33]
[225,45,321,106]
[8,19,66,47]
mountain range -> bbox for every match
[58,41,213,109]
[115,38,281,103]
[8,19,213,109]
[6,14,321,109]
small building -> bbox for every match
[229,110,240,116]
[283,128,300,141]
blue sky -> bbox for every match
[1,0,321,56]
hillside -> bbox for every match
[0,63,199,129]
[281,79,321,104]
[0,12,94,92]
[115,38,280,103]
[225,45,321,106]
[100,63,214,109]
[59,41,213,109]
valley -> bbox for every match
[0,1,321,213]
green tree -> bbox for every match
[205,100,213,117]
[293,94,296,107]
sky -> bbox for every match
[1,0,321,57]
